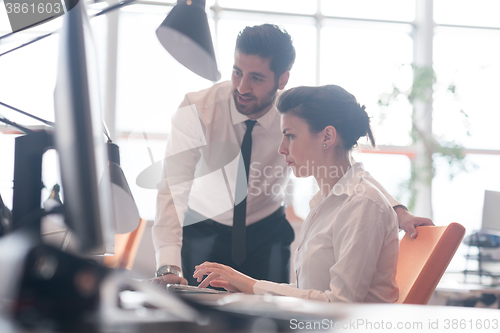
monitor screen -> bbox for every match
[53,1,115,254]
[481,190,500,234]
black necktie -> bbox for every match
[232,120,257,265]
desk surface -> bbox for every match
[181,293,500,332]
[4,292,500,333]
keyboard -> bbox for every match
[166,284,231,294]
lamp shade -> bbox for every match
[108,143,140,234]
[156,0,221,82]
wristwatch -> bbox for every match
[155,265,182,278]
[393,204,409,212]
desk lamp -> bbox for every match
[156,0,221,82]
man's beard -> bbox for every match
[232,88,278,117]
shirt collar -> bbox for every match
[229,93,278,130]
[309,162,366,208]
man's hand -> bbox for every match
[147,274,188,287]
[395,207,434,238]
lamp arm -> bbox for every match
[0,101,114,144]
[93,0,136,17]
[0,16,56,43]
[0,101,56,127]
[0,116,36,134]
[0,0,137,137]
[102,120,113,143]
[0,33,52,58]
[0,0,137,59]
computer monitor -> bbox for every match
[481,190,500,235]
[53,0,115,255]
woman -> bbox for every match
[194,85,399,303]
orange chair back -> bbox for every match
[396,223,465,304]
[103,218,147,270]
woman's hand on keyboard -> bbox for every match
[193,262,256,294]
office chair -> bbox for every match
[103,218,147,270]
[396,223,466,304]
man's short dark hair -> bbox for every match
[235,24,296,82]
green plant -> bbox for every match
[378,64,475,212]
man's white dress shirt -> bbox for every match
[253,163,400,303]
[153,81,403,273]
[154,81,288,270]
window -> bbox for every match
[321,0,416,22]
[216,12,317,87]
[434,0,500,28]
[433,27,500,149]
[1,1,499,244]
[320,20,413,146]
[218,0,316,15]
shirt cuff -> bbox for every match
[253,280,298,295]
[155,245,182,273]
[253,280,279,295]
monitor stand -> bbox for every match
[0,130,110,330]
[11,130,53,235]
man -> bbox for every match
[151,24,432,286]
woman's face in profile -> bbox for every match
[279,113,323,178]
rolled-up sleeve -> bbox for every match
[153,96,204,270]
[253,195,398,303]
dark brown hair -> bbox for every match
[236,24,296,82]
[277,85,376,150]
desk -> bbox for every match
[178,293,500,333]
[332,303,499,333]
[3,291,500,332]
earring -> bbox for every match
[323,143,327,149]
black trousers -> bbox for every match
[181,206,295,286]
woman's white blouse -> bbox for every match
[253,162,399,303]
